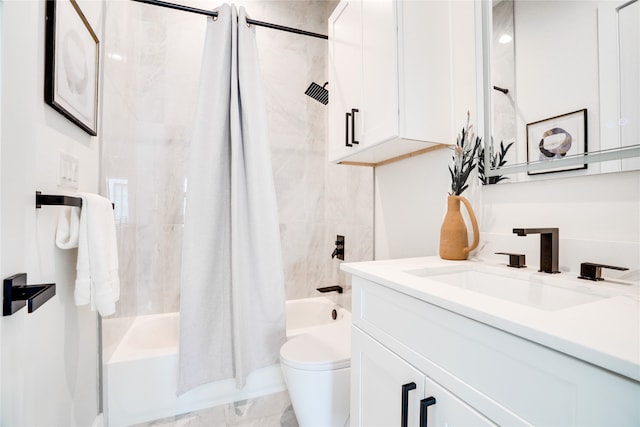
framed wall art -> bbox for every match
[45,0,99,136]
[526,109,588,175]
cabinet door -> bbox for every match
[398,0,453,144]
[328,0,362,162]
[353,327,497,427]
[423,377,496,427]
[360,0,399,148]
[352,327,425,427]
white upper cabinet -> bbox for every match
[328,0,458,165]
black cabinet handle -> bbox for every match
[401,382,416,427]
[345,112,352,147]
[419,396,436,427]
[351,108,359,145]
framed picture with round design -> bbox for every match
[44,0,99,136]
[526,109,588,175]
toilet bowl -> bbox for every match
[280,314,351,427]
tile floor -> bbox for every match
[132,391,298,427]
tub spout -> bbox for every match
[316,285,343,294]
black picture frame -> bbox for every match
[45,0,99,136]
[526,109,588,175]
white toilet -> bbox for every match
[280,319,351,427]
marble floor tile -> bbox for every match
[132,391,298,427]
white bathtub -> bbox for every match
[104,296,349,427]
[286,296,349,337]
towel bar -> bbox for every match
[35,191,114,209]
[36,191,82,208]
[3,273,56,316]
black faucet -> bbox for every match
[513,228,560,273]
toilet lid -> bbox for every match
[280,327,350,371]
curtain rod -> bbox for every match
[130,0,329,40]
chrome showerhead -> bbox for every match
[305,81,328,105]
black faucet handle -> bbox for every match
[495,252,526,268]
[578,262,629,281]
[332,235,345,260]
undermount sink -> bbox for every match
[406,267,606,311]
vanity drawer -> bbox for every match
[352,276,640,426]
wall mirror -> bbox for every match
[480,0,640,182]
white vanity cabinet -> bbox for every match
[328,0,456,165]
[350,275,640,426]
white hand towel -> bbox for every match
[55,206,81,249]
[75,193,120,317]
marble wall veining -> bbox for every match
[101,0,372,318]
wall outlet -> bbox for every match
[58,152,79,189]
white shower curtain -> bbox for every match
[178,4,286,395]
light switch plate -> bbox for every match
[59,152,79,189]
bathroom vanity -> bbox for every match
[342,257,640,426]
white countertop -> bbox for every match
[341,256,640,382]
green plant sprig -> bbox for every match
[448,113,481,196]
[478,140,514,185]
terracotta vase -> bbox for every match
[439,195,479,260]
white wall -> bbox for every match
[375,0,478,260]
[1,0,102,425]
[376,157,640,274]
[477,170,640,272]
[375,148,450,259]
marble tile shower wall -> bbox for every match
[102,0,372,317]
